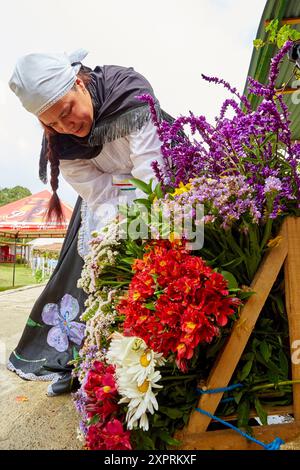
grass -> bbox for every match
[0,263,40,291]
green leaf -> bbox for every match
[233,390,244,405]
[278,349,289,377]
[276,24,300,48]
[265,18,278,33]
[221,270,238,289]
[147,178,154,192]
[159,430,181,446]
[242,352,255,362]
[72,346,80,360]
[128,178,152,195]
[253,38,265,50]
[259,340,272,362]
[154,182,164,199]
[132,432,156,450]
[159,406,184,419]
[238,360,253,382]
[237,400,251,429]
[27,318,43,328]
[145,302,156,311]
[87,414,100,426]
[239,291,255,300]
[254,397,268,425]
[222,257,245,269]
[133,198,152,209]
[206,337,226,359]
[122,257,135,265]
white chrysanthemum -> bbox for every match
[117,370,162,431]
[125,348,165,386]
[106,333,165,385]
[106,333,147,367]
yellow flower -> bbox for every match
[171,181,192,197]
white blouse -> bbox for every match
[59,119,163,213]
[59,119,163,257]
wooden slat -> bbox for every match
[275,87,300,95]
[284,217,300,421]
[175,422,300,450]
[186,221,288,434]
[265,17,300,26]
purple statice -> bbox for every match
[73,387,89,437]
[137,41,300,218]
[263,176,282,194]
[156,175,262,230]
[72,343,99,383]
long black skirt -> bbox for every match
[7,196,88,396]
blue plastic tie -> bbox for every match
[196,407,284,450]
[195,384,284,450]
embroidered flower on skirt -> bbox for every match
[42,294,86,352]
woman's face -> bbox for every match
[39,77,94,137]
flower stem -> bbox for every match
[250,379,300,393]
[159,374,198,381]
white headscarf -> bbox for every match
[8,49,88,116]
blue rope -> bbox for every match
[196,383,244,395]
[195,384,284,450]
[195,407,284,450]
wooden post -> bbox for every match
[284,217,300,421]
[265,17,300,26]
[12,235,17,287]
[185,221,288,434]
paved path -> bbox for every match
[0,285,82,450]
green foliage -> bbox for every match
[253,18,300,50]
[0,186,31,207]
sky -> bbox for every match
[0,0,266,208]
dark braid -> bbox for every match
[45,132,65,223]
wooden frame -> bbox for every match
[265,17,300,26]
[175,217,300,450]
[275,87,300,95]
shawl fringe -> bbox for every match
[88,104,162,146]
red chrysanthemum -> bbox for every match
[118,239,241,371]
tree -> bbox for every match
[0,186,31,207]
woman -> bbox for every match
[7,49,172,396]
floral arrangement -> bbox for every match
[72,41,300,450]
